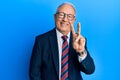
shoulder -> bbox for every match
[36,28,56,41]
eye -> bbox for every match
[68,14,74,18]
[58,13,64,17]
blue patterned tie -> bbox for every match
[61,36,69,80]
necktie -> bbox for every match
[61,36,69,80]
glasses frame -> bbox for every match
[56,12,75,21]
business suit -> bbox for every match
[29,28,95,80]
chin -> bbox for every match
[57,26,70,33]
[61,30,70,34]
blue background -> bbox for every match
[0,0,120,80]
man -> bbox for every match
[29,2,95,80]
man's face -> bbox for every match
[54,4,76,35]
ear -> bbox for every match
[74,18,76,22]
[54,14,56,20]
[71,18,76,23]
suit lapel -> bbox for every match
[68,33,74,80]
[49,30,74,79]
[69,32,73,60]
[49,29,59,77]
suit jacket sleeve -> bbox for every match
[78,38,95,74]
[29,36,42,80]
[79,50,95,74]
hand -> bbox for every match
[71,22,86,54]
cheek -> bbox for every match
[55,21,61,29]
[56,21,60,26]
[55,17,60,26]
[56,20,61,25]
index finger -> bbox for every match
[77,22,81,35]
[71,23,76,35]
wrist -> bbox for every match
[78,49,87,57]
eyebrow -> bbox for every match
[56,12,75,16]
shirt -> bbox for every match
[56,29,87,80]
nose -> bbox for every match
[63,14,68,21]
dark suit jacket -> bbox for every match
[29,28,95,80]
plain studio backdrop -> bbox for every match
[0,0,120,80]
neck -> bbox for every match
[56,29,69,36]
[61,32,69,36]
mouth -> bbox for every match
[60,22,69,27]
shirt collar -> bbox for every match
[56,28,70,39]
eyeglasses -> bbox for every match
[56,12,75,21]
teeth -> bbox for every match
[61,22,68,25]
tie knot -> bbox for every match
[61,36,67,41]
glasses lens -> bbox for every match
[57,12,64,18]
[56,12,75,20]
[67,14,74,20]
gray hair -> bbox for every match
[56,2,76,14]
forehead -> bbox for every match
[57,4,75,15]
